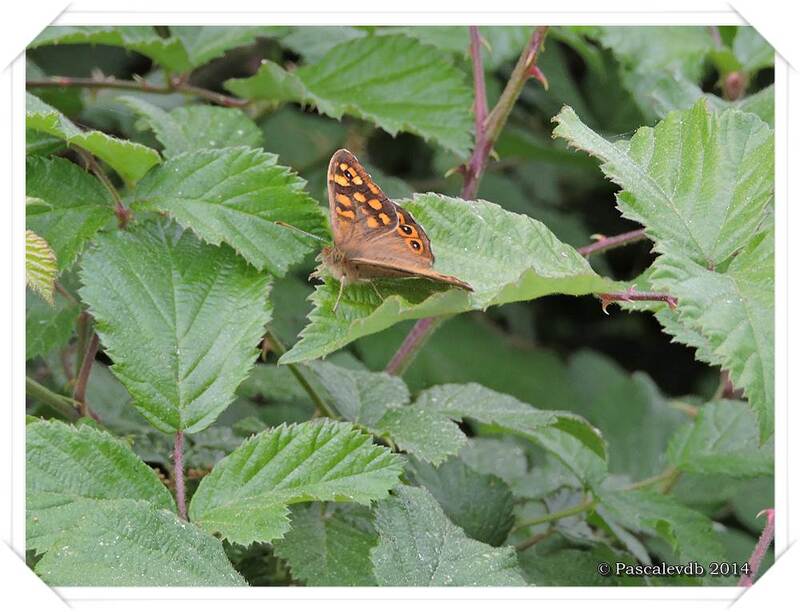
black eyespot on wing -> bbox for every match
[343,169,353,180]
[400,224,413,235]
[410,240,421,251]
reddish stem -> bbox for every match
[578,228,648,257]
[174,431,187,521]
[469,26,488,142]
[739,508,775,586]
[598,289,678,314]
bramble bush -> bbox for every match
[25,25,774,586]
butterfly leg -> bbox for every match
[332,277,346,313]
[369,280,384,302]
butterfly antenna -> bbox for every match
[275,221,328,243]
[333,279,345,313]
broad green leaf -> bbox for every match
[272,503,378,586]
[733,27,773,74]
[34,499,245,586]
[120,96,262,158]
[280,193,619,363]
[277,26,368,63]
[170,26,283,68]
[306,360,408,424]
[667,400,772,477]
[567,351,688,480]
[30,26,192,72]
[27,93,161,184]
[130,146,326,276]
[26,128,64,156]
[26,289,79,361]
[553,100,774,267]
[189,419,404,545]
[587,26,714,121]
[79,221,271,434]
[226,35,474,156]
[458,438,529,486]
[376,404,466,466]
[518,542,645,586]
[26,156,114,270]
[409,383,606,486]
[371,485,526,586]
[652,233,774,440]
[408,457,515,546]
[731,477,773,534]
[259,106,347,172]
[26,419,175,552]
[598,488,725,567]
[25,229,57,303]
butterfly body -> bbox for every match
[320,149,472,310]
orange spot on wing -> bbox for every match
[335,193,352,207]
[397,212,406,224]
[367,217,379,228]
[352,175,363,185]
[334,174,350,187]
[339,162,348,171]
[368,199,382,210]
[368,183,380,194]
[353,191,367,203]
[379,212,391,225]
[336,207,355,220]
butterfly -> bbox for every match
[313,149,473,311]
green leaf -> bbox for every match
[30,26,192,72]
[277,26,368,63]
[733,27,773,74]
[26,128,64,157]
[26,156,115,270]
[170,26,283,68]
[272,503,378,586]
[567,351,688,480]
[226,35,474,156]
[281,193,618,363]
[371,485,526,586]
[26,289,79,361]
[651,232,773,440]
[120,96,263,158]
[25,229,57,303]
[27,93,161,184]
[306,360,408,425]
[376,404,466,466]
[458,437,529,486]
[667,400,772,477]
[79,221,272,434]
[188,419,404,545]
[553,100,773,267]
[130,146,326,276]
[259,106,347,172]
[26,419,175,552]
[408,457,515,546]
[518,542,645,586]
[597,488,725,567]
[34,499,245,586]
[412,383,607,486]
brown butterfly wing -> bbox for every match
[327,149,472,291]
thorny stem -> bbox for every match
[739,508,775,586]
[385,26,549,375]
[598,289,678,314]
[73,333,100,419]
[263,329,339,420]
[27,75,248,108]
[26,376,79,421]
[173,431,188,521]
[577,228,648,257]
[74,147,131,227]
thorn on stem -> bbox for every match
[527,64,549,90]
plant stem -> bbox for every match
[739,508,775,586]
[385,26,549,375]
[513,497,595,532]
[384,317,444,377]
[598,289,678,313]
[263,329,339,419]
[27,75,248,107]
[74,147,131,227]
[73,333,99,419]
[577,228,648,257]
[625,466,679,491]
[173,431,187,521]
[514,526,557,552]
[26,376,79,421]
